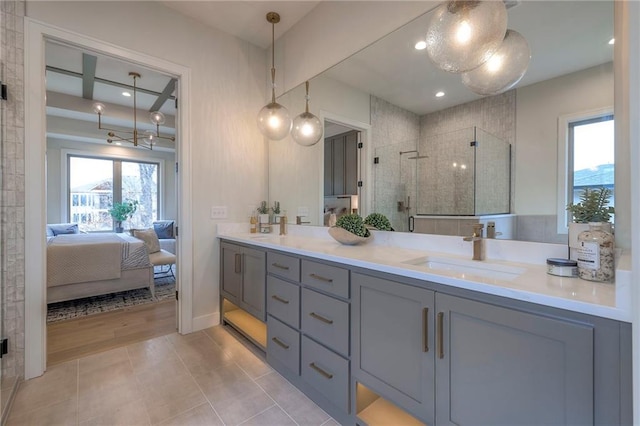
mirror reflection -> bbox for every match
[269,0,614,243]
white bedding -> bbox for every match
[47,233,151,287]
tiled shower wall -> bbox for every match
[1,0,26,391]
[370,96,420,232]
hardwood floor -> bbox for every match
[47,299,177,366]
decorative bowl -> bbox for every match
[328,226,371,245]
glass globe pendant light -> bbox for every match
[425,0,507,73]
[461,29,531,96]
[291,81,323,146]
[257,12,292,141]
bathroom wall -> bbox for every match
[0,0,25,410]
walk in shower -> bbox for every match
[373,126,511,231]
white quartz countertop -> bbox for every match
[217,224,631,323]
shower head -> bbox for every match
[407,154,428,160]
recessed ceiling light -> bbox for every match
[415,40,427,50]
[115,142,122,146]
[608,38,615,45]
[435,91,445,98]
[122,91,131,97]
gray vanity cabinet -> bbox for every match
[353,272,598,425]
[352,272,436,424]
[220,241,266,320]
[435,292,594,426]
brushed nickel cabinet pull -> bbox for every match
[271,337,290,349]
[271,294,290,304]
[422,307,429,353]
[309,312,333,324]
[437,312,444,359]
[272,263,290,271]
[309,362,333,379]
[309,273,333,283]
[234,253,241,273]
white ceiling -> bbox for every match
[323,0,614,115]
[161,1,321,48]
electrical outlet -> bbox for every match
[297,206,309,217]
[210,206,227,219]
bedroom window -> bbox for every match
[68,155,160,232]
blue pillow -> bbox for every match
[153,220,174,239]
[48,223,79,236]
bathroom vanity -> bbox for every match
[218,226,631,426]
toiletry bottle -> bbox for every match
[577,222,614,282]
[250,214,257,234]
[279,211,287,235]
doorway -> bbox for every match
[25,20,193,379]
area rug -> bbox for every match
[47,273,175,323]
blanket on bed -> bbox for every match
[47,233,126,287]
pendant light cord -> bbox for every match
[270,20,276,103]
[305,81,310,113]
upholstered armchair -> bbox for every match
[153,220,176,254]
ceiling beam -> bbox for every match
[150,78,176,112]
[46,66,176,100]
[81,53,97,100]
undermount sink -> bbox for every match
[402,256,526,281]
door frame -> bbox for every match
[24,18,194,379]
[320,110,372,219]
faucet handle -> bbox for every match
[471,223,484,237]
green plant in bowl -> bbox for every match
[336,214,370,237]
[364,213,393,231]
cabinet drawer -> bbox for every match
[267,252,300,282]
[301,288,349,356]
[301,260,349,299]
[302,336,349,414]
[267,316,300,376]
[267,276,300,328]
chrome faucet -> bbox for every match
[463,224,484,261]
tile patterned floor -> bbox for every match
[7,325,338,426]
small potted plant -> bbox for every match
[364,213,394,231]
[108,199,139,233]
[566,187,614,247]
[329,213,371,245]
[257,201,270,225]
[272,201,281,224]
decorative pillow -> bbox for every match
[133,228,161,254]
[153,220,174,239]
[47,223,79,236]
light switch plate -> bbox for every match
[210,206,227,219]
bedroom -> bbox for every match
[43,40,180,362]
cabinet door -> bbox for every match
[221,242,242,303]
[324,138,333,196]
[344,131,358,195]
[352,273,435,424]
[332,136,346,195]
[241,247,266,320]
[435,293,594,426]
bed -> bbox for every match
[46,233,154,303]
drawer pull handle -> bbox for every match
[422,307,429,353]
[271,295,290,304]
[437,311,444,359]
[309,312,333,324]
[271,337,290,349]
[234,253,241,274]
[272,263,290,271]
[309,362,333,379]
[309,273,333,283]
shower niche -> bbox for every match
[373,126,511,232]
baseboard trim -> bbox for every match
[192,312,220,331]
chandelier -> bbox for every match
[92,72,175,150]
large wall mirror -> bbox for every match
[269,1,614,244]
